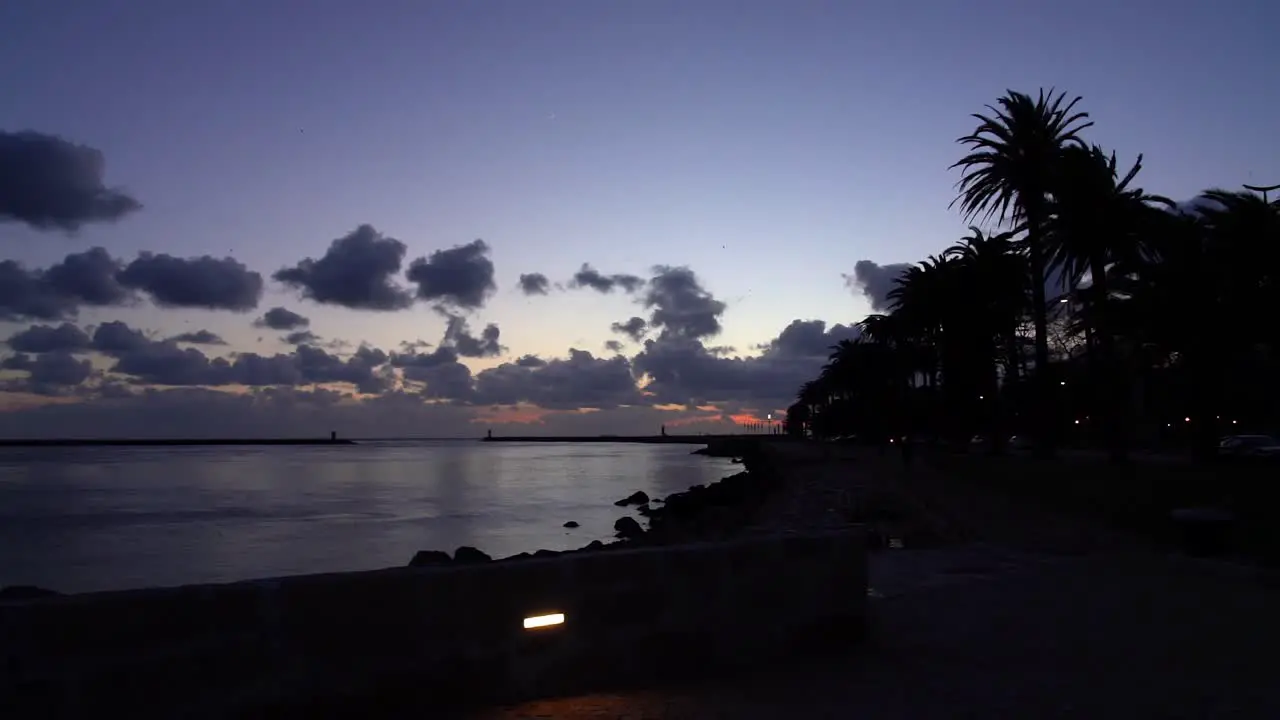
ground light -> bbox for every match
[523,613,565,630]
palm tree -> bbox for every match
[1043,145,1173,461]
[951,89,1093,454]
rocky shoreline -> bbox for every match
[407,440,784,569]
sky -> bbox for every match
[1,0,1277,437]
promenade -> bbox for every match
[461,445,1280,719]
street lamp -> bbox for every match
[1243,183,1280,203]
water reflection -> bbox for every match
[0,441,735,593]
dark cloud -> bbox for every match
[255,306,310,331]
[518,273,550,296]
[0,248,133,321]
[569,264,644,294]
[97,322,391,393]
[118,253,263,311]
[516,354,547,368]
[632,319,857,407]
[43,247,132,306]
[399,339,432,352]
[390,347,473,399]
[759,319,861,357]
[442,314,504,358]
[168,330,226,345]
[405,239,497,310]
[610,316,648,342]
[0,130,141,231]
[843,260,912,312]
[643,266,726,340]
[274,224,413,310]
[5,323,91,353]
[0,351,93,395]
[91,321,153,357]
[472,349,642,410]
[604,340,624,354]
[285,330,321,345]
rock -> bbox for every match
[502,552,533,562]
[408,550,452,567]
[563,520,580,528]
[0,585,60,602]
[453,546,493,564]
[533,549,560,558]
[584,540,605,551]
[615,490,650,506]
[614,516,645,539]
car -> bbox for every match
[1217,434,1280,458]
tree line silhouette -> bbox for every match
[785,89,1279,462]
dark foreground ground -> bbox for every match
[0,438,355,447]
[460,551,1279,719]
[449,446,1280,719]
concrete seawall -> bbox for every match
[1,528,866,717]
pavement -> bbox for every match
[462,548,1280,719]
[453,446,1280,719]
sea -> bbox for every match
[0,440,738,594]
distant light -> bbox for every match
[1233,420,1238,425]
[523,613,565,630]
[767,413,772,420]
[978,395,984,400]
[1060,381,1066,386]
[1074,419,1080,424]
[1060,298,1069,303]
[1184,417,1191,423]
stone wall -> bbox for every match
[0,528,866,717]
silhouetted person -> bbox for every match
[661,424,666,437]
[330,430,336,441]
[487,429,493,439]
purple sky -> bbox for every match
[1,0,1276,436]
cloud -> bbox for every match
[118,253,263,311]
[518,273,550,296]
[0,248,133,321]
[94,324,392,393]
[43,247,132,306]
[0,351,93,395]
[274,224,413,311]
[442,314,504,358]
[390,347,473,400]
[0,130,141,231]
[168,330,227,345]
[91,320,152,357]
[5,323,92,353]
[843,260,913,312]
[515,355,546,368]
[569,264,644,294]
[604,340,624,354]
[254,306,310,331]
[642,265,726,340]
[285,330,321,345]
[632,319,858,407]
[610,316,648,342]
[472,349,642,409]
[405,239,497,310]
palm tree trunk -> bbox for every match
[1089,257,1129,463]
[1026,216,1056,457]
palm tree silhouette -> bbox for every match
[951,89,1093,455]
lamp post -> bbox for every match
[1243,183,1280,203]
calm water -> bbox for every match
[0,441,736,594]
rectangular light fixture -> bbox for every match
[523,613,565,630]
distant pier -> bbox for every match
[0,438,357,448]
